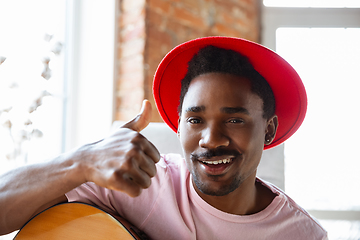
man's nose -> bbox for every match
[199,124,230,149]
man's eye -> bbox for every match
[228,118,244,124]
[188,118,201,124]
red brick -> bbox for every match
[118,72,144,90]
[115,89,144,120]
[146,25,172,54]
[118,54,144,75]
[119,8,145,28]
[171,7,207,29]
[165,17,188,36]
[145,48,165,75]
[186,30,206,43]
[231,7,247,21]
[146,9,166,30]
[118,38,145,58]
[177,0,203,14]
[221,11,235,25]
[238,0,258,9]
[144,75,154,103]
[212,22,245,37]
[213,0,241,13]
[120,21,146,42]
[214,0,241,7]
[148,0,172,14]
[118,88,144,104]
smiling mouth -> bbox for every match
[197,157,236,176]
[201,158,233,165]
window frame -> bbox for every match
[63,0,117,151]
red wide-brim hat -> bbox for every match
[153,36,307,150]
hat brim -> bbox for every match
[153,36,307,150]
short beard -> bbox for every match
[189,148,243,196]
[192,171,242,196]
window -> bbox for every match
[262,2,360,239]
[0,1,115,238]
[0,0,116,172]
[0,0,66,172]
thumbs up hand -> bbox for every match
[122,99,153,132]
[78,100,160,197]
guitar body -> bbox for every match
[14,202,147,240]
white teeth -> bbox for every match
[202,158,232,165]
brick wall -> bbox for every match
[116,0,260,122]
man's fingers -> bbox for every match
[141,137,161,164]
[114,163,152,191]
[121,99,160,163]
[122,100,152,133]
[116,172,144,197]
[90,99,160,198]
[138,151,157,178]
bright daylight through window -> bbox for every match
[278,26,360,240]
[0,1,66,172]
[277,27,360,212]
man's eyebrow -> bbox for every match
[184,106,205,113]
[221,107,250,115]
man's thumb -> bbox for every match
[122,100,152,132]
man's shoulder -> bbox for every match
[257,178,327,238]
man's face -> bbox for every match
[178,72,275,196]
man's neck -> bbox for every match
[193,173,276,215]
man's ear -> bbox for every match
[264,115,278,145]
[177,118,181,138]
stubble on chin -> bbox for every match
[191,170,241,196]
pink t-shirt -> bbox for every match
[66,154,327,240]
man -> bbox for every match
[0,37,327,239]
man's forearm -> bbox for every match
[0,151,85,235]
[0,100,160,235]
